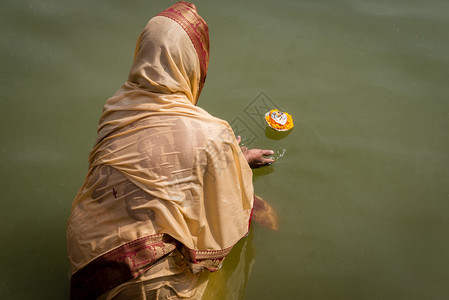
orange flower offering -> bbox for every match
[265,109,294,131]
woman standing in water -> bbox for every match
[67,2,274,299]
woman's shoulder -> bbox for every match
[178,105,230,130]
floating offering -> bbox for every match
[265,109,294,131]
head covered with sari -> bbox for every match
[67,2,254,299]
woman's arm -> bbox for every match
[236,136,275,168]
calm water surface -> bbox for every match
[1,0,448,299]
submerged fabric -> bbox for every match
[98,249,210,300]
[67,2,254,298]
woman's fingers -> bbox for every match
[262,150,275,156]
[243,149,275,168]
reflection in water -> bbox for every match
[265,126,293,141]
[203,230,255,300]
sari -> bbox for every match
[67,2,254,299]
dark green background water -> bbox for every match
[1,0,448,299]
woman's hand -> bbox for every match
[237,136,275,169]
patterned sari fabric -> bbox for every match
[67,2,254,299]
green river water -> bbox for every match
[1,0,448,299]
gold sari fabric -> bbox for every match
[67,2,254,299]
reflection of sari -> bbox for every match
[203,229,256,300]
[66,2,254,299]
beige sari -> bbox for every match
[67,2,254,299]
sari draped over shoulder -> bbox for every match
[66,2,254,299]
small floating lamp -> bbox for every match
[265,109,294,131]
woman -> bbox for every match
[67,2,274,299]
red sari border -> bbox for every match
[179,243,233,272]
[70,234,176,300]
[69,232,249,299]
[157,1,210,99]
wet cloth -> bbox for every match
[67,2,254,299]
